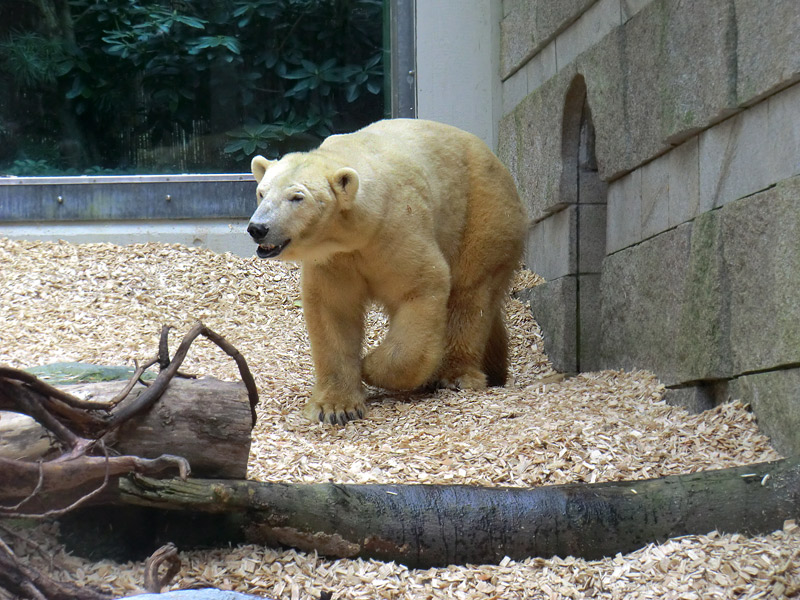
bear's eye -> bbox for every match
[288,193,304,203]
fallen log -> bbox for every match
[108,456,800,568]
[1,377,252,480]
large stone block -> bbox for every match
[667,137,701,228]
[766,83,800,184]
[500,0,596,79]
[653,0,739,143]
[729,368,800,456]
[505,0,795,183]
[578,273,603,372]
[525,42,557,93]
[497,112,521,191]
[602,175,800,387]
[735,0,800,106]
[512,92,560,223]
[577,28,629,181]
[698,99,772,211]
[578,0,739,179]
[676,209,731,382]
[525,202,606,280]
[555,0,621,71]
[640,156,670,240]
[600,222,692,385]
[525,206,576,280]
[578,203,607,274]
[618,82,799,240]
[603,175,800,388]
[722,176,800,375]
[578,163,608,206]
[518,276,578,373]
[536,0,601,52]
[502,69,528,116]
[606,169,642,254]
[500,2,539,79]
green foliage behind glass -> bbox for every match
[0,0,384,175]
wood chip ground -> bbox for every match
[1,238,797,599]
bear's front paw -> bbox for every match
[302,391,367,425]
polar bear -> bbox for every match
[247,119,526,424]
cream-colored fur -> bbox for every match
[247,119,526,424]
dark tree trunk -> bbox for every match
[112,456,800,568]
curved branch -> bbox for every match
[198,326,260,426]
[105,323,259,429]
[1,322,260,442]
[1,381,86,449]
[0,367,109,412]
[0,454,189,517]
[143,543,182,593]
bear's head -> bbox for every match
[247,154,359,262]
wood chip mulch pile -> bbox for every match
[1,237,797,599]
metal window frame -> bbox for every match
[387,0,417,118]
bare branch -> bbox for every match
[144,544,182,594]
[105,323,259,428]
[0,454,189,517]
[0,367,106,412]
[106,357,159,405]
[1,460,45,512]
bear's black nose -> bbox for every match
[247,222,269,241]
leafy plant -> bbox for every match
[8,159,55,176]
[0,0,384,174]
[0,32,67,87]
[224,121,288,158]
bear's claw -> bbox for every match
[321,407,364,425]
[303,397,366,425]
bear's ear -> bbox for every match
[251,155,275,183]
[329,167,360,210]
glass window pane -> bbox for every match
[0,0,385,176]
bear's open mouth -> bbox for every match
[256,239,291,259]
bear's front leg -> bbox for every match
[301,264,368,425]
[362,270,450,391]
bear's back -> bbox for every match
[319,119,490,171]
[315,119,524,270]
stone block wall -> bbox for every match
[500,0,800,454]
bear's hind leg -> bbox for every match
[435,283,496,390]
[437,261,516,390]
[482,308,509,387]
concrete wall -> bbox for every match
[415,0,503,149]
[501,0,800,454]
